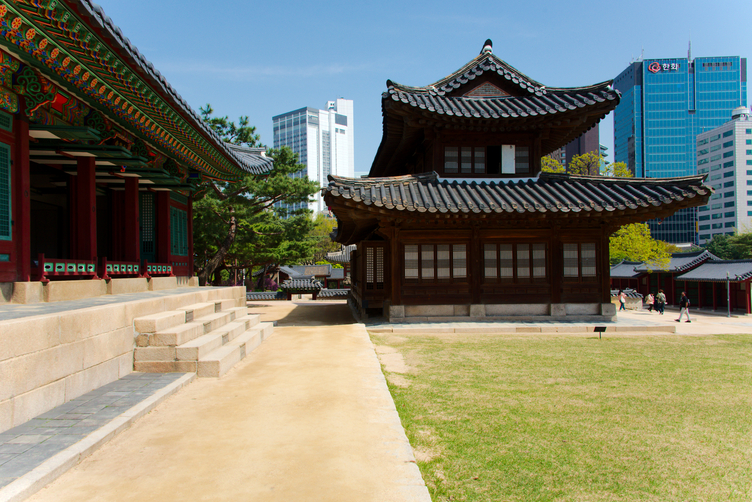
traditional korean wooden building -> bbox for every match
[324,40,713,322]
[0,1,271,296]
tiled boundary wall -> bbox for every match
[0,286,246,433]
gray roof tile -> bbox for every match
[674,260,752,283]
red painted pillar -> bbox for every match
[124,178,140,262]
[187,196,194,276]
[13,112,31,281]
[76,157,97,260]
[746,281,751,314]
[156,192,170,263]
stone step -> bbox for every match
[176,315,261,361]
[176,302,217,321]
[136,321,205,348]
[197,322,274,378]
[133,360,197,373]
[134,310,187,334]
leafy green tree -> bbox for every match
[704,234,737,259]
[729,233,752,259]
[609,223,679,269]
[309,213,339,262]
[541,156,565,173]
[566,151,602,176]
[193,107,319,285]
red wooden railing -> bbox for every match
[100,257,142,281]
[36,253,99,284]
[143,261,174,278]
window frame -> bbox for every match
[482,241,548,284]
[403,242,468,284]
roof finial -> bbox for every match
[481,39,493,55]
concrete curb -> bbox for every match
[0,373,196,502]
[368,324,677,334]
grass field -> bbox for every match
[371,332,752,502]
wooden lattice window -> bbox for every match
[365,245,384,291]
[483,243,546,282]
[170,206,188,256]
[0,142,11,241]
[140,193,154,255]
[563,242,597,280]
[404,244,467,282]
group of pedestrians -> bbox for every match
[640,289,691,322]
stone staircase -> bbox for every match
[133,299,273,377]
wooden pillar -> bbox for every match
[550,225,562,304]
[698,281,703,309]
[599,227,611,303]
[13,111,31,281]
[124,178,140,262]
[187,196,194,275]
[746,281,751,314]
[156,192,171,263]
[712,282,717,311]
[76,157,97,260]
[471,224,481,304]
[389,225,401,307]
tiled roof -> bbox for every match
[329,268,345,280]
[279,278,323,291]
[635,250,719,273]
[246,291,286,301]
[42,1,268,178]
[326,171,710,216]
[369,41,620,177]
[225,144,274,175]
[611,289,643,299]
[610,261,644,279]
[326,245,356,264]
[317,289,349,298]
[674,260,752,283]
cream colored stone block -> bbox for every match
[405,305,454,317]
[12,342,85,397]
[565,303,599,315]
[550,304,567,316]
[1,315,61,360]
[469,304,486,317]
[134,346,176,362]
[13,379,66,427]
[486,304,549,316]
[0,398,13,433]
[124,298,166,321]
[44,279,107,302]
[218,299,236,311]
[163,292,199,311]
[0,357,13,401]
[188,277,199,287]
[11,281,44,304]
[116,352,133,377]
[601,303,617,316]
[453,305,470,316]
[64,358,119,402]
[389,305,405,319]
[133,361,196,373]
[59,305,128,343]
[107,278,149,295]
[82,327,134,369]
[134,311,186,334]
[148,276,178,291]
[0,282,12,303]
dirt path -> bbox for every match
[27,302,429,502]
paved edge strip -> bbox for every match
[0,373,196,502]
[368,325,677,334]
[357,323,433,502]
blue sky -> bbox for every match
[96,0,750,177]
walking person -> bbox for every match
[676,291,691,323]
[645,292,655,312]
[618,290,627,311]
[656,289,666,315]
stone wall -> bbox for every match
[0,286,245,433]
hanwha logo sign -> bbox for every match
[648,62,662,73]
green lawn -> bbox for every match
[371,332,752,502]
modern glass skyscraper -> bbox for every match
[273,99,354,214]
[613,56,747,244]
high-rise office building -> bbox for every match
[613,55,747,244]
[273,99,354,213]
[696,106,752,244]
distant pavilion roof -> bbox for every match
[610,261,644,279]
[369,40,620,177]
[674,260,752,283]
[326,245,356,264]
[635,250,719,273]
[324,172,713,244]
